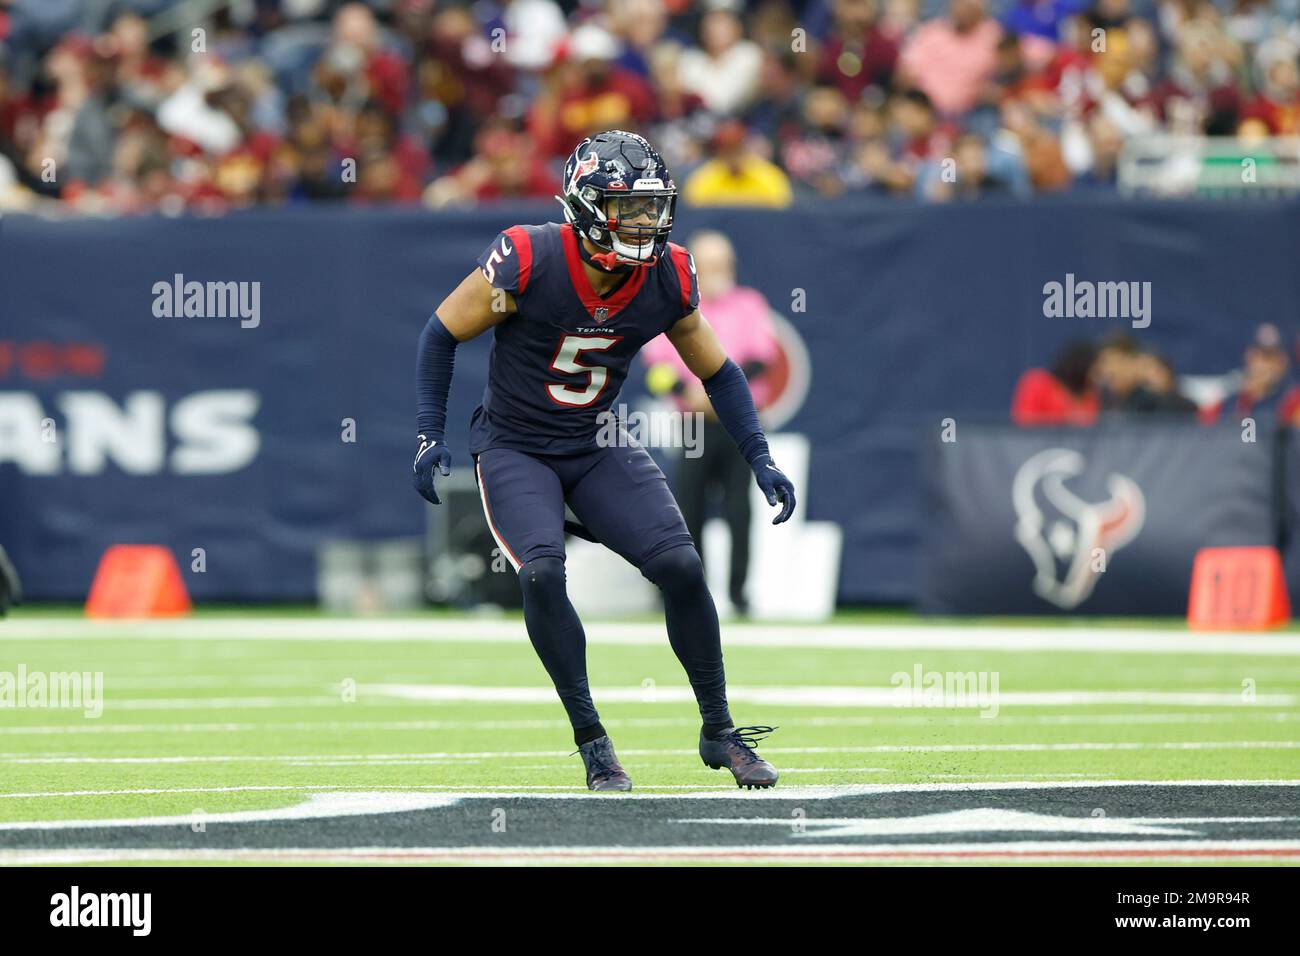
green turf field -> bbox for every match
[1,611,1298,864]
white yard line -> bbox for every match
[0,712,1296,738]
[0,685,1289,713]
[1,740,1299,766]
[5,617,1300,655]
[369,684,1299,708]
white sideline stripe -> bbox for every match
[0,791,463,831]
[369,683,1299,708]
[1,779,1297,803]
[2,741,1299,766]
[0,785,959,827]
[3,841,1300,865]
[1,711,1298,738]
[7,618,1300,655]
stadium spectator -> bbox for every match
[420,4,516,169]
[1002,0,1085,42]
[528,22,657,158]
[677,2,763,116]
[502,0,569,72]
[1011,340,1100,426]
[0,0,1297,213]
[609,0,672,79]
[1094,334,1146,411]
[1203,324,1300,425]
[878,88,954,194]
[640,229,781,615]
[682,118,793,206]
[424,120,557,206]
[738,49,803,147]
[994,99,1070,193]
[778,84,852,197]
[1147,18,1243,134]
[916,130,1029,199]
[897,0,1003,116]
[816,0,898,104]
[1066,110,1125,188]
[1124,351,1200,415]
[1241,37,1300,135]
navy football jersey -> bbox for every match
[469,221,699,455]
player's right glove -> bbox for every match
[413,434,451,505]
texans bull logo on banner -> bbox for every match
[1012,448,1147,610]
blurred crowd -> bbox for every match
[1,0,1298,213]
[1012,323,1300,426]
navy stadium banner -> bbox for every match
[917,423,1279,616]
[1,199,1300,603]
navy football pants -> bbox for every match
[474,443,731,731]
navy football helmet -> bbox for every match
[557,131,676,268]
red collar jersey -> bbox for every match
[470,222,698,455]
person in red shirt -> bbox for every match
[817,0,899,103]
[528,24,657,158]
[1011,340,1100,426]
[1240,39,1300,135]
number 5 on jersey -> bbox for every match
[547,334,621,407]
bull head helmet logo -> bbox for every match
[1012,448,1146,609]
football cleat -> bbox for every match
[700,725,780,790]
[576,735,633,791]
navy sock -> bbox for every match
[518,557,599,730]
[641,545,733,726]
[574,721,607,747]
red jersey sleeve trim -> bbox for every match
[505,225,533,295]
[667,242,693,314]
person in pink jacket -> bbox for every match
[641,230,781,615]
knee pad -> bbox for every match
[518,556,567,599]
[641,544,706,593]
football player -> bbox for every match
[413,131,795,791]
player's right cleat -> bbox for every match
[576,735,632,791]
[700,725,780,789]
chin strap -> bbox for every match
[588,248,627,271]
[573,225,656,272]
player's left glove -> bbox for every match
[752,454,796,524]
[413,434,451,505]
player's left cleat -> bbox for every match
[576,735,633,791]
[700,725,779,790]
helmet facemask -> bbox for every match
[604,190,675,265]
[561,184,676,268]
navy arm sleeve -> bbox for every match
[416,314,459,439]
[702,359,770,467]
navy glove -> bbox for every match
[752,454,796,524]
[413,434,451,505]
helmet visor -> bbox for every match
[606,192,674,248]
